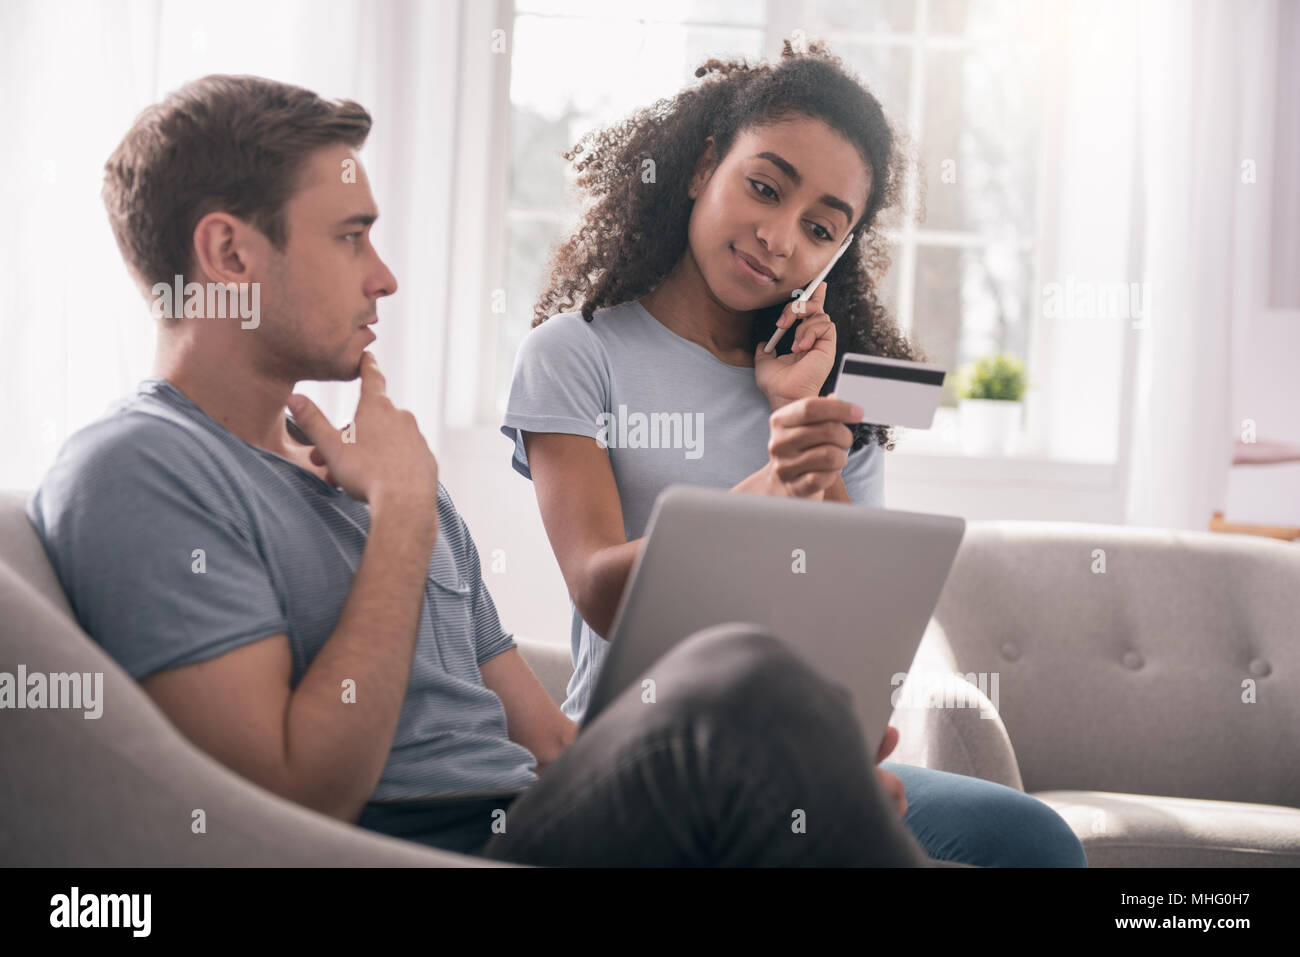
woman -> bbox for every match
[501,40,1084,868]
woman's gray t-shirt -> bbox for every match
[501,299,885,722]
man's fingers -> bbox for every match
[877,769,907,818]
[287,395,341,460]
[877,725,900,764]
[358,351,387,396]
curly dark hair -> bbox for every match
[531,37,927,452]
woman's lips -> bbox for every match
[731,245,777,285]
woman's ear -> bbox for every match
[688,136,719,200]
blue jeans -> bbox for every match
[881,763,1086,867]
[359,624,1085,867]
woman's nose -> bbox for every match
[755,215,797,259]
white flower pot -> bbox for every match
[958,399,1023,456]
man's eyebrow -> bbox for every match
[752,151,856,227]
[336,212,378,229]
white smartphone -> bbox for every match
[831,352,947,428]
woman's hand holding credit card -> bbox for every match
[762,395,864,498]
[752,277,863,500]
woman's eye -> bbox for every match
[749,178,833,242]
[343,232,362,245]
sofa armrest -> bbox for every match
[0,557,527,866]
[514,635,573,707]
[887,671,1025,791]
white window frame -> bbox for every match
[440,0,1132,514]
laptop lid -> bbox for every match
[582,485,966,755]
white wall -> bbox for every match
[438,428,572,646]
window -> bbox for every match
[498,0,768,414]
[460,0,1085,464]
[766,0,1048,459]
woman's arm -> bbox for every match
[523,395,861,639]
[521,431,641,639]
[523,432,787,637]
[823,475,851,502]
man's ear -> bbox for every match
[688,136,719,200]
[191,211,262,285]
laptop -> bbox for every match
[581,485,966,755]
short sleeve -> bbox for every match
[499,313,611,480]
[841,438,886,508]
[433,485,516,666]
[27,416,287,681]
[458,515,516,667]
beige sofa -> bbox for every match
[3,490,1298,866]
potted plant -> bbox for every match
[954,353,1026,456]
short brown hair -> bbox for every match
[102,74,371,289]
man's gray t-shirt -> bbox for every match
[501,300,885,723]
[28,377,538,808]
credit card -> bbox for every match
[830,352,947,429]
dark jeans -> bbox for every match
[361,623,933,866]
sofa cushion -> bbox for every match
[1036,789,1300,867]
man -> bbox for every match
[27,74,929,866]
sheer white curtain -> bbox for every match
[1124,0,1283,530]
[1039,0,1286,530]
[0,0,460,490]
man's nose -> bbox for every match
[369,253,398,298]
